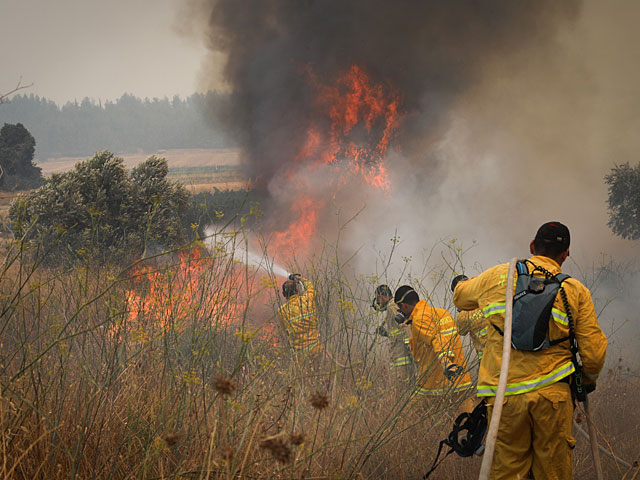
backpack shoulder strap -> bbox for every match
[547,272,572,346]
[516,260,529,276]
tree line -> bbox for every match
[1,119,638,265]
[0,92,234,160]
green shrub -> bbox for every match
[9,151,189,264]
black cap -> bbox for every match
[450,274,469,293]
[534,222,570,250]
[394,285,417,304]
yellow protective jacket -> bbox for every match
[453,255,607,397]
[409,300,472,395]
[382,300,413,370]
[455,308,488,359]
[278,279,321,354]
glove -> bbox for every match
[393,312,407,324]
[450,274,469,293]
[584,379,596,394]
[375,325,389,337]
[444,363,464,382]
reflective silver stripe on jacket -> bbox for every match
[551,308,568,326]
[288,311,317,324]
[482,302,506,317]
[477,361,575,397]
[390,356,411,367]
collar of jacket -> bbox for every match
[528,255,562,275]
[408,299,429,323]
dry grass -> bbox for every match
[0,227,637,479]
[37,148,241,176]
[37,148,248,192]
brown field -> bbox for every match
[38,148,243,173]
[38,148,248,192]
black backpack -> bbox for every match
[493,259,570,351]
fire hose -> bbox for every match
[477,257,517,480]
[477,259,607,480]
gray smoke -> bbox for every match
[187,0,580,200]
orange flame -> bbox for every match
[120,248,244,343]
[119,248,282,349]
[302,64,402,191]
[270,64,403,260]
[271,195,319,256]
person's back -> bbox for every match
[409,299,473,396]
[453,222,608,479]
[278,275,321,355]
[394,286,472,400]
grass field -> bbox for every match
[0,225,638,479]
[1,150,638,478]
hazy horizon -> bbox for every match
[0,0,219,105]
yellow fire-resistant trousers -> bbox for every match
[486,381,576,480]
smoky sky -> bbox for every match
[195,0,581,193]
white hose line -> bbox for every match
[584,397,605,480]
[478,257,518,480]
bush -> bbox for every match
[8,151,189,264]
[605,162,640,240]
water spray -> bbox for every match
[235,243,290,278]
[204,226,290,278]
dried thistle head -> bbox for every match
[290,433,304,446]
[214,376,236,395]
[309,391,329,411]
[163,433,182,447]
[260,435,291,463]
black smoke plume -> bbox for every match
[185,1,582,247]
[197,0,579,183]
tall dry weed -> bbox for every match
[0,230,636,479]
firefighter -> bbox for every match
[452,222,608,480]
[455,308,487,360]
[394,285,473,409]
[372,284,415,385]
[278,274,322,356]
